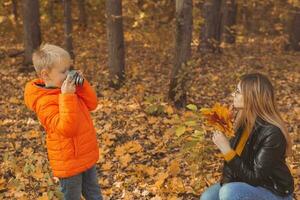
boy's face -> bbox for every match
[41,58,72,88]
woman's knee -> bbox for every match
[200,191,214,200]
[219,182,244,200]
[200,183,221,200]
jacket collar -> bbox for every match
[231,117,265,149]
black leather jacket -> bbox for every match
[221,118,294,197]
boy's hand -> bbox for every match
[77,70,85,80]
[61,74,76,94]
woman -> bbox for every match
[200,73,294,200]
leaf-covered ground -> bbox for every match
[0,21,299,200]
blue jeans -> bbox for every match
[59,165,103,200]
[200,183,293,200]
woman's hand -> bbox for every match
[212,131,232,154]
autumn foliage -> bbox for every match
[1,0,300,199]
[200,103,234,138]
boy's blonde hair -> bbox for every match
[32,44,71,75]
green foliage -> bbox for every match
[175,125,186,137]
[144,95,166,116]
[186,104,197,111]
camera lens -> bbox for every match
[68,70,84,86]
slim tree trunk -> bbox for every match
[22,0,41,66]
[63,0,75,59]
[169,0,193,108]
[106,0,125,89]
[199,0,222,53]
[222,0,237,44]
[48,0,55,24]
[77,0,87,28]
[287,8,300,51]
[241,4,255,35]
[12,0,18,23]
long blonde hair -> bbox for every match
[234,73,292,156]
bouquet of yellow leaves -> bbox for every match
[200,103,234,138]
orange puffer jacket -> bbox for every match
[24,79,99,178]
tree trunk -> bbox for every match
[22,0,41,66]
[199,0,222,53]
[241,3,256,35]
[63,0,75,59]
[169,0,193,108]
[287,8,300,51]
[77,0,87,28]
[106,0,125,89]
[222,0,237,44]
[12,0,18,23]
[48,0,55,24]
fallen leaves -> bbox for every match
[153,172,169,191]
[115,141,143,157]
[102,161,113,171]
[119,154,132,168]
[135,164,156,177]
[0,10,299,199]
[168,160,181,176]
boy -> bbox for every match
[24,44,102,200]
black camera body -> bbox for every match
[68,70,84,86]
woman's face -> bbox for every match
[232,82,244,109]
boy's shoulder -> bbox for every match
[37,93,59,105]
[24,79,60,112]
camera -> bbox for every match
[68,70,84,86]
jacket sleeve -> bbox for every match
[225,126,286,186]
[37,94,79,138]
[75,80,98,111]
[220,162,236,185]
[220,136,239,185]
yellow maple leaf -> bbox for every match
[165,105,174,115]
[102,161,113,171]
[114,146,126,157]
[26,130,40,139]
[200,103,234,137]
[0,178,6,191]
[102,133,114,146]
[167,177,185,193]
[32,170,44,179]
[154,172,169,190]
[119,154,132,167]
[136,164,156,176]
[125,141,143,153]
[168,160,180,176]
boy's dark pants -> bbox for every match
[59,165,103,200]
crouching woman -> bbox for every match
[200,73,294,200]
